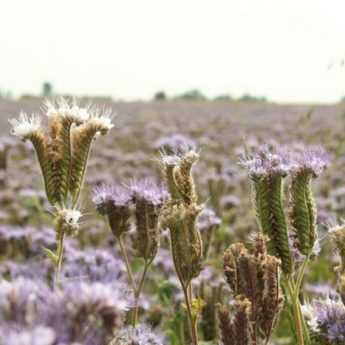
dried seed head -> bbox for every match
[223,234,283,343]
[218,305,235,345]
[164,201,204,286]
[93,184,132,238]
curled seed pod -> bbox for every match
[130,179,166,262]
[46,115,74,205]
[223,234,284,343]
[163,202,203,286]
[290,171,316,256]
[173,150,199,206]
[289,146,329,256]
[241,146,293,274]
[93,185,132,239]
[260,255,284,340]
[70,114,113,203]
[160,153,181,200]
[218,305,235,345]
[232,296,253,345]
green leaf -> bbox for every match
[43,247,58,265]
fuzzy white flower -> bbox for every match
[9,112,41,138]
[59,208,82,226]
[301,303,319,332]
[88,108,114,130]
[45,99,90,123]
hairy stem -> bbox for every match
[133,260,151,325]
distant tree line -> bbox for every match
[153,89,268,103]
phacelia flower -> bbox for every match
[9,112,42,139]
[130,179,167,262]
[290,145,330,177]
[240,145,291,178]
[302,297,345,343]
[93,184,132,238]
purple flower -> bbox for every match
[130,179,167,206]
[290,145,330,177]
[302,296,345,342]
[240,145,291,178]
[92,184,133,215]
[154,134,196,154]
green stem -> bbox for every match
[133,260,151,326]
[182,282,199,345]
[118,235,136,293]
[54,229,65,287]
[286,279,304,345]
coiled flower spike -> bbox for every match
[241,145,293,274]
[289,146,329,256]
[9,99,114,206]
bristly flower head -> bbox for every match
[130,179,167,206]
[240,145,291,178]
[9,112,42,139]
[130,179,167,261]
[111,324,165,345]
[302,297,345,343]
[290,145,330,177]
[45,98,90,124]
[93,184,133,214]
[88,107,114,132]
[92,184,132,238]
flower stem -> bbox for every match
[182,282,199,345]
[133,260,151,325]
[118,234,136,291]
[54,229,65,287]
[286,279,304,345]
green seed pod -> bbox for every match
[163,202,203,286]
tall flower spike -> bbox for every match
[130,179,166,263]
[70,107,114,203]
[241,145,293,274]
[289,146,329,256]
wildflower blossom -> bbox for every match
[9,112,42,139]
[130,179,166,262]
[302,297,345,343]
[93,184,132,238]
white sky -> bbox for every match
[1,0,345,103]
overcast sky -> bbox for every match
[1,0,345,103]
